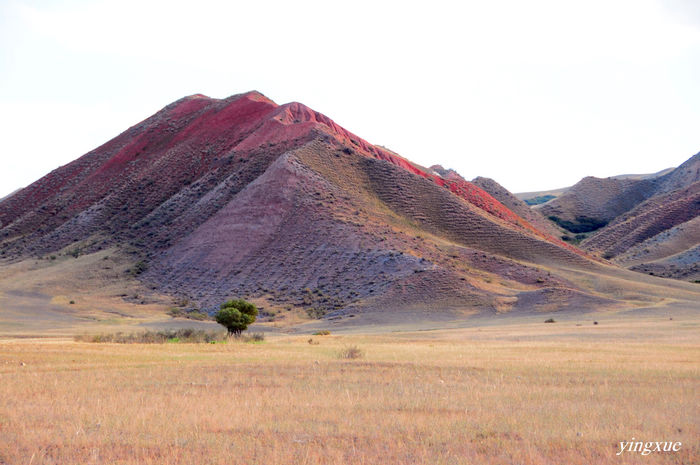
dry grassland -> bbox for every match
[0,319,698,464]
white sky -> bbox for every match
[1,0,699,198]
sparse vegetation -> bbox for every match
[544,318,556,323]
[168,307,210,320]
[548,215,608,233]
[313,330,331,335]
[305,307,326,319]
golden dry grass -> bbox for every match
[1,318,698,464]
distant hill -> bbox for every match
[536,176,658,232]
[583,176,700,281]
[514,167,675,205]
[524,153,700,282]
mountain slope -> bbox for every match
[471,177,562,237]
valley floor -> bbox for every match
[1,316,698,465]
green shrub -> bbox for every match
[215,299,258,336]
[313,330,331,336]
[544,318,556,323]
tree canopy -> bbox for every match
[215,299,258,336]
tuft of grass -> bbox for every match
[74,329,225,344]
[312,330,331,335]
[337,345,364,359]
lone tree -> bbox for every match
[215,299,258,336]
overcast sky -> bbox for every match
[1,0,699,198]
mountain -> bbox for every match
[1,92,698,327]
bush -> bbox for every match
[240,332,265,343]
[128,260,148,276]
[306,307,326,319]
[544,318,556,323]
[313,330,331,335]
[74,329,225,344]
[168,308,210,320]
[215,299,258,336]
[337,345,364,359]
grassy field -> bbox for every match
[0,317,697,464]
